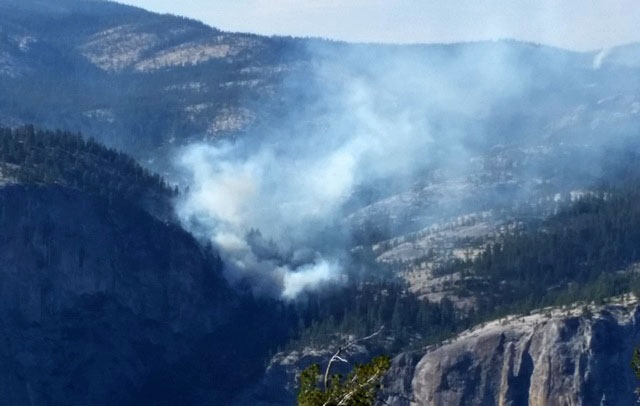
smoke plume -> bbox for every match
[174,40,632,298]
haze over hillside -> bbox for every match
[2,1,640,405]
[3,0,640,295]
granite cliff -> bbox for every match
[381,300,640,406]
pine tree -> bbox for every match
[297,356,390,406]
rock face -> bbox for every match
[0,184,289,405]
[381,303,640,406]
[236,341,373,406]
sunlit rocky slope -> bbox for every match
[3,1,640,405]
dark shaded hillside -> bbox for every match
[0,183,222,404]
[3,2,640,403]
[0,127,298,405]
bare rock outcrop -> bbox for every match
[382,303,640,406]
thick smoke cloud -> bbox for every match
[175,141,346,298]
[175,40,624,298]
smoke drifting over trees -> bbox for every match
[175,40,640,298]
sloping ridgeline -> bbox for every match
[280,149,640,354]
[441,149,640,315]
[0,126,295,405]
[0,125,176,218]
[245,150,640,406]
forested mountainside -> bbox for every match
[4,124,639,404]
[3,1,640,405]
[0,125,176,217]
[0,126,304,404]
[237,150,640,404]
[1,0,639,175]
[0,0,308,166]
[3,0,640,248]
[0,126,474,404]
[3,0,640,253]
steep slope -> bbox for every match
[0,127,292,405]
[2,2,640,403]
[0,0,306,164]
[0,183,222,403]
[0,125,176,218]
[245,157,640,404]
[381,299,640,406]
[3,0,640,260]
[2,0,639,175]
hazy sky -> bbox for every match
[118,0,640,51]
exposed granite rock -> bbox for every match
[381,351,425,406]
[380,302,640,406]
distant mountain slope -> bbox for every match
[0,0,307,168]
[3,0,640,304]
[1,3,640,403]
[1,0,639,178]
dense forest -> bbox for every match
[4,124,640,361]
[0,126,176,214]
[445,153,640,312]
[289,282,467,351]
[287,150,640,351]
[0,125,481,354]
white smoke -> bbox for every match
[593,48,610,69]
[281,259,339,299]
[175,41,533,298]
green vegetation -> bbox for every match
[292,152,640,353]
[297,356,390,406]
[0,125,175,206]
[450,185,640,314]
[289,282,467,351]
[633,347,640,401]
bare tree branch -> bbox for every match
[321,372,383,406]
[335,372,383,406]
[323,325,385,390]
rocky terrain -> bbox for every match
[243,297,640,405]
[235,338,375,406]
[357,142,617,307]
[2,2,640,260]
[2,1,640,405]
[381,298,640,406]
[0,0,308,166]
[1,0,640,176]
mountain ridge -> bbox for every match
[2,1,640,404]
[0,125,300,404]
[3,0,637,174]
